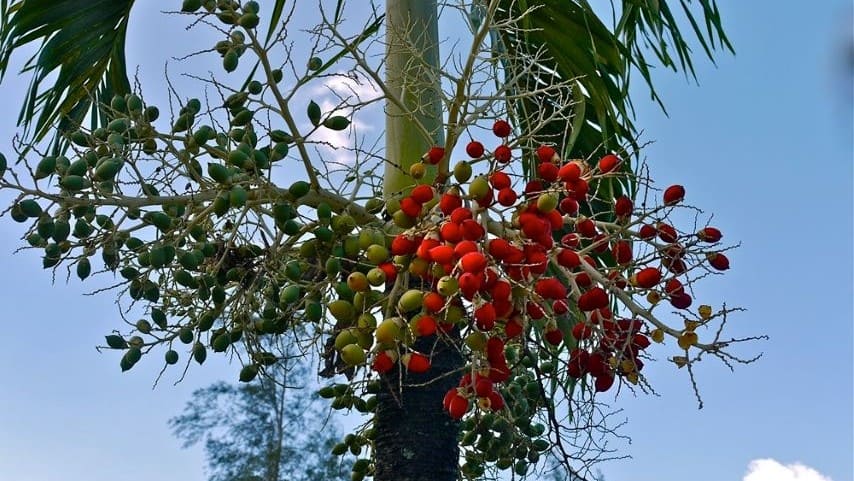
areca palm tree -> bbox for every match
[0,1,734,481]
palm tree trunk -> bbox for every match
[375,2,461,480]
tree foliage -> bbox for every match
[0,2,763,481]
[170,352,349,481]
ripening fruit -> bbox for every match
[448,392,469,419]
[536,145,556,163]
[460,251,487,273]
[634,267,662,289]
[706,252,730,270]
[651,328,665,343]
[466,141,485,158]
[340,344,367,366]
[375,318,403,345]
[544,328,563,345]
[663,184,685,205]
[494,145,512,163]
[492,120,511,137]
[697,227,723,243]
[598,154,620,173]
[698,305,713,319]
[614,196,633,217]
[638,224,657,240]
[409,162,426,179]
[678,331,698,350]
[425,146,445,165]
[398,289,424,312]
[373,351,394,373]
[403,352,431,373]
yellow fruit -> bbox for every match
[536,192,558,213]
[469,176,489,199]
[408,257,429,277]
[698,305,713,319]
[410,162,426,179]
[398,289,423,312]
[367,268,386,286]
[375,318,403,346]
[436,276,459,297]
[340,344,366,366]
[684,320,701,332]
[671,356,689,368]
[365,244,389,265]
[677,331,698,350]
[453,161,472,183]
[465,331,487,351]
[651,328,665,343]
[347,272,369,292]
[357,313,377,329]
[626,372,639,385]
[646,291,661,304]
[444,304,465,324]
[334,330,358,350]
[328,300,355,323]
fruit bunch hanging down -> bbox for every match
[324,120,752,428]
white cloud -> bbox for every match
[306,73,381,164]
[744,459,833,481]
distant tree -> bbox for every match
[170,354,348,481]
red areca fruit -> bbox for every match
[415,315,438,336]
[635,267,662,288]
[494,145,512,163]
[657,223,678,243]
[372,351,394,373]
[504,316,524,338]
[399,196,422,217]
[497,187,517,207]
[460,251,488,273]
[664,278,685,296]
[492,120,512,137]
[537,162,559,182]
[439,192,462,215]
[474,303,497,331]
[663,184,685,205]
[578,287,608,311]
[411,184,434,204]
[697,227,723,243]
[466,141,485,158]
[475,378,494,397]
[559,197,579,215]
[404,353,431,373]
[615,196,633,217]
[594,373,615,392]
[447,393,469,419]
[558,162,581,182]
[424,291,445,311]
[638,224,657,240]
[612,241,633,265]
[598,154,620,173]
[426,146,445,165]
[489,171,511,189]
[536,145,557,163]
[707,252,730,270]
[545,328,564,345]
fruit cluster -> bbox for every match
[322,120,733,428]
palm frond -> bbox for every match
[496,0,733,162]
[0,0,134,146]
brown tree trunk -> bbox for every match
[374,334,463,481]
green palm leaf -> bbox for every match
[0,0,135,146]
[496,0,733,162]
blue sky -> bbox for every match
[0,2,851,481]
